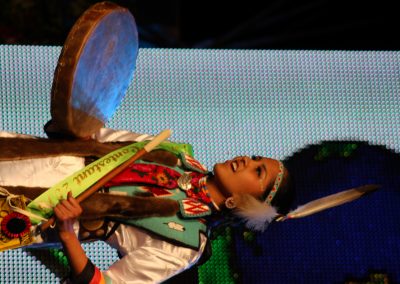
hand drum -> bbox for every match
[47,2,139,138]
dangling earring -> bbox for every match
[225,197,236,209]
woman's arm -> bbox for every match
[54,192,104,284]
[55,191,104,284]
[54,191,88,276]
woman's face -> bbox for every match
[213,156,281,199]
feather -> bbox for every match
[285,184,380,220]
[234,194,278,232]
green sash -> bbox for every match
[27,141,194,224]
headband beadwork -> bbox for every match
[265,160,284,205]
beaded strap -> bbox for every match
[265,161,284,205]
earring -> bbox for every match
[225,197,236,209]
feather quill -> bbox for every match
[277,184,380,221]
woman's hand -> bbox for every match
[53,191,91,277]
[54,191,82,241]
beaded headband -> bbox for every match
[265,160,284,205]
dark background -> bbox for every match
[0,0,398,50]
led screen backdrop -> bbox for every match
[0,45,399,283]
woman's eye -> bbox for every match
[256,167,262,176]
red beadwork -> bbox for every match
[1,212,31,239]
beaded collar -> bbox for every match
[179,173,220,212]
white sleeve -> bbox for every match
[93,128,154,143]
[103,225,207,284]
[0,131,38,138]
[0,129,154,188]
[0,131,85,188]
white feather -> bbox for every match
[287,184,379,219]
[233,194,278,232]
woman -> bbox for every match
[1,128,294,283]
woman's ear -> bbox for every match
[225,196,237,209]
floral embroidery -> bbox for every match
[105,163,180,189]
[106,162,214,209]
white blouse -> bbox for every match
[0,129,207,284]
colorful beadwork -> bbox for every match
[1,212,31,239]
[265,161,284,205]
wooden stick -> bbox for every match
[39,129,172,231]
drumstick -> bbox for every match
[39,129,172,231]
